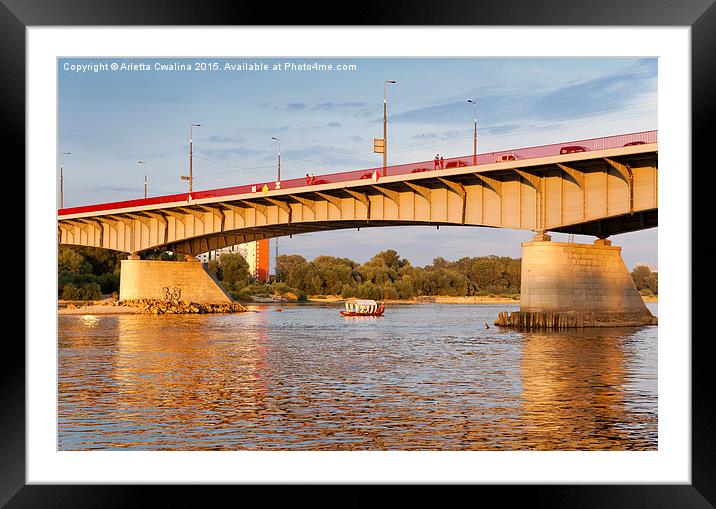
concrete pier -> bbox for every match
[119,257,233,304]
[496,234,656,328]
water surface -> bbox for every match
[58,303,657,450]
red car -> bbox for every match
[411,167,430,173]
[445,160,468,169]
[560,145,587,154]
[496,154,517,162]
[623,141,646,147]
[360,172,374,179]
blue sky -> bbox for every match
[58,57,657,269]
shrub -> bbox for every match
[640,288,654,297]
[61,282,101,301]
[79,283,102,301]
[61,283,81,300]
[97,272,120,294]
[229,289,254,302]
[271,282,292,296]
[245,282,272,295]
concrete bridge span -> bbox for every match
[58,141,657,256]
[58,131,658,326]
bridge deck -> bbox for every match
[58,131,658,255]
[58,130,657,219]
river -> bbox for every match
[58,302,657,450]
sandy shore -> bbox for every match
[58,303,140,315]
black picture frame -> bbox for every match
[4,0,711,503]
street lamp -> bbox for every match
[271,136,281,181]
[383,80,397,176]
[59,151,71,209]
[271,136,281,279]
[137,160,148,199]
[467,99,478,166]
[182,123,202,192]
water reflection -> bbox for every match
[514,327,657,450]
[58,304,657,450]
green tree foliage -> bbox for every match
[267,250,522,298]
[58,247,122,298]
[631,265,658,295]
[207,259,222,280]
[218,252,250,290]
[58,248,92,274]
[140,249,181,261]
[286,255,360,295]
[77,247,126,273]
[275,254,308,282]
[61,282,102,301]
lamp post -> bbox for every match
[271,136,281,181]
[271,136,281,278]
[59,151,71,209]
[182,123,202,192]
[137,160,148,198]
[383,80,396,176]
[467,99,478,166]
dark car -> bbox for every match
[411,167,430,173]
[360,172,374,179]
[559,145,587,155]
[445,160,468,169]
[496,154,517,162]
[623,141,646,147]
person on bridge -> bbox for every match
[434,154,440,170]
[440,156,444,169]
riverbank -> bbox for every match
[58,298,247,315]
[59,299,139,315]
[59,294,656,314]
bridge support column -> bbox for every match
[507,235,656,327]
[119,258,233,304]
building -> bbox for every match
[196,239,270,282]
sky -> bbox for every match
[58,57,658,270]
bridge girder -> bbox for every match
[58,148,658,256]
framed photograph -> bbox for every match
[6,0,712,503]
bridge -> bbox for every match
[58,130,658,326]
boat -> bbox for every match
[340,299,385,317]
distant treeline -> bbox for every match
[273,250,522,300]
[57,246,657,301]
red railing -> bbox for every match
[58,130,657,217]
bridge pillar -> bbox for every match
[518,235,656,327]
[119,258,233,304]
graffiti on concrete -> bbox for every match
[162,286,182,301]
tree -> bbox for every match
[141,249,181,261]
[219,253,250,289]
[632,265,657,294]
[58,248,92,274]
[275,254,307,282]
[207,259,222,280]
[367,249,407,270]
[77,247,126,274]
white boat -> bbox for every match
[340,299,385,317]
